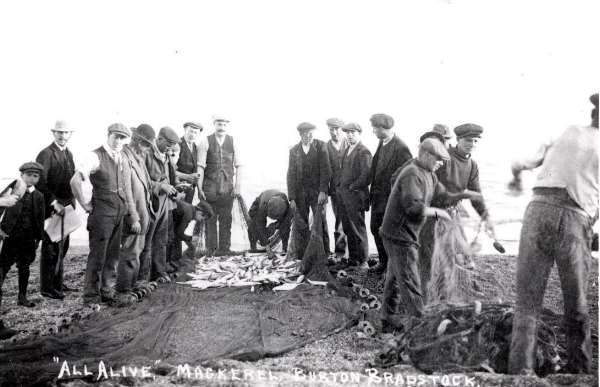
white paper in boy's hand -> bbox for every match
[44,205,82,242]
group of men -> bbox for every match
[0,94,597,376]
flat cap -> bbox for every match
[158,126,180,144]
[183,121,203,131]
[454,123,483,139]
[342,122,362,133]
[326,118,344,128]
[107,123,131,138]
[52,120,73,132]
[420,138,450,161]
[591,93,599,108]
[212,114,230,123]
[419,131,445,144]
[297,122,316,132]
[432,124,452,139]
[19,161,44,174]
[133,124,156,144]
[370,113,394,130]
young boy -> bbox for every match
[0,162,46,310]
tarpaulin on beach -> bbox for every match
[0,283,358,386]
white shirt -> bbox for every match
[76,144,122,180]
[516,125,598,218]
[382,135,394,146]
[330,140,342,152]
[54,142,67,152]
[346,141,359,156]
[197,134,242,169]
[302,143,311,154]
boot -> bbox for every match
[17,266,35,307]
[0,320,18,340]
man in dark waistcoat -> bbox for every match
[176,122,202,203]
[197,115,243,255]
[336,123,371,269]
[36,120,76,299]
[368,113,413,274]
[326,118,348,259]
[287,122,331,260]
[71,123,136,304]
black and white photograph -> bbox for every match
[0,1,598,386]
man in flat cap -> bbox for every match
[287,122,331,260]
[507,94,599,375]
[0,162,45,309]
[71,124,136,304]
[139,126,180,283]
[197,115,243,255]
[418,122,492,299]
[35,120,76,299]
[336,123,372,269]
[177,122,203,204]
[326,118,348,260]
[115,124,156,304]
[380,139,481,328]
[368,113,413,274]
[247,189,292,255]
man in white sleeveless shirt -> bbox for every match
[508,94,598,375]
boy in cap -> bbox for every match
[326,118,348,259]
[336,123,372,269]
[140,126,180,283]
[507,94,599,375]
[177,122,203,203]
[380,138,481,328]
[170,200,214,264]
[287,122,332,260]
[247,189,292,255]
[0,162,46,309]
[71,123,136,304]
[36,120,76,299]
[197,115,243,256]
[368,113,413,274]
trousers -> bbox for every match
[138,209,169,282]
[84,212,124,298]
[509,191,593,374]
[205,195,234,251]
[370,211,387,266]
[381,235,424,319]
[330,192,347,256]
[116,231,146,292]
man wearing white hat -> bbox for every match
[35,120,76,300]
[197,115,243,255]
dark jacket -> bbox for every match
[287,139,331,203]
[337,142,372,212]
[434,146,488,217]
[369,135,413,214]
[177,137,198,175]
[145,146,178,216]
[35,142,75,216]
[327,138,348,195]
[248,189,292,246]
[0,182,45,241]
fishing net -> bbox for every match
[0,281,358,386]
[427,214,506,305]
[377,302,570,376]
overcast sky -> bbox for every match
[0,0,597,179]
